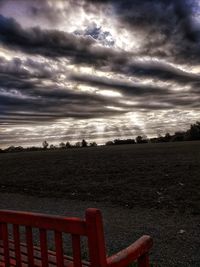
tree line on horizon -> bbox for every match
[1,121,200,153]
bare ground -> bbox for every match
[0,141,200,266]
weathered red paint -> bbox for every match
[0,208,153,266]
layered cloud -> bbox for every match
[0,0,200,147]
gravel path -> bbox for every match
[0,192,199,267]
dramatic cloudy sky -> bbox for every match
[0,0,200,147]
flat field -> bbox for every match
[0,141,200,266]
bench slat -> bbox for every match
[54,231,64,267]
[13,224,22,266]
[39,229,48,267]
[72,234,82,267]
[25,226,34,266]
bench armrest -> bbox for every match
[106,235,153,267]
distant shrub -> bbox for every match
[90,142,97,147]
[105,141,114,146]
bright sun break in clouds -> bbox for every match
[0,0,200,147]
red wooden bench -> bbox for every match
[0,208,153,267]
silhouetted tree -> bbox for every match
[5,146,24,152]
[149,137,158,143]
[59,142,65,149]
[105,141,114,146]
[156,133,171,143]
[26,146,41,151]
[5,146,16,152]
[156,134,164,143]
[81,139,88,147]
[49,144,56,150]
[136,135,148,144]
[66,142,72,148]
[164,133,171,142]
[90,142,97,147]
[15,146,24,152]
[75,142,81,147]
[42,140,49,150]
[113,139,135,145]
[171,131,185,142]
[187,121,200,140]
[136,136,142,144]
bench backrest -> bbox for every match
[0,208,107,267]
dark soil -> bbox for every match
[0,141,200,266]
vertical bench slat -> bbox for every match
[138,253,150,267]
[72,234,82,267]
[39,228,48,267]
[1,223,10,267]
[13,224,22,266]
[54,231,64,267]
[86,209,107,267]
[25,226,34,267]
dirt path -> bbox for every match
[0,192,199,267]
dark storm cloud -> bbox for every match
[1,14,200,87]
[70,73,172,96]
[0,15,97,58]
[0,55,199,128]
[0,14,128,71]
[0,57,54,93]
[84,0,200,64]
[70,73,200,110]
[109,61,200,85]
[2,0,200,65]
[0,88,127,124]
[0,58,129,124]
[108,57,200,89]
